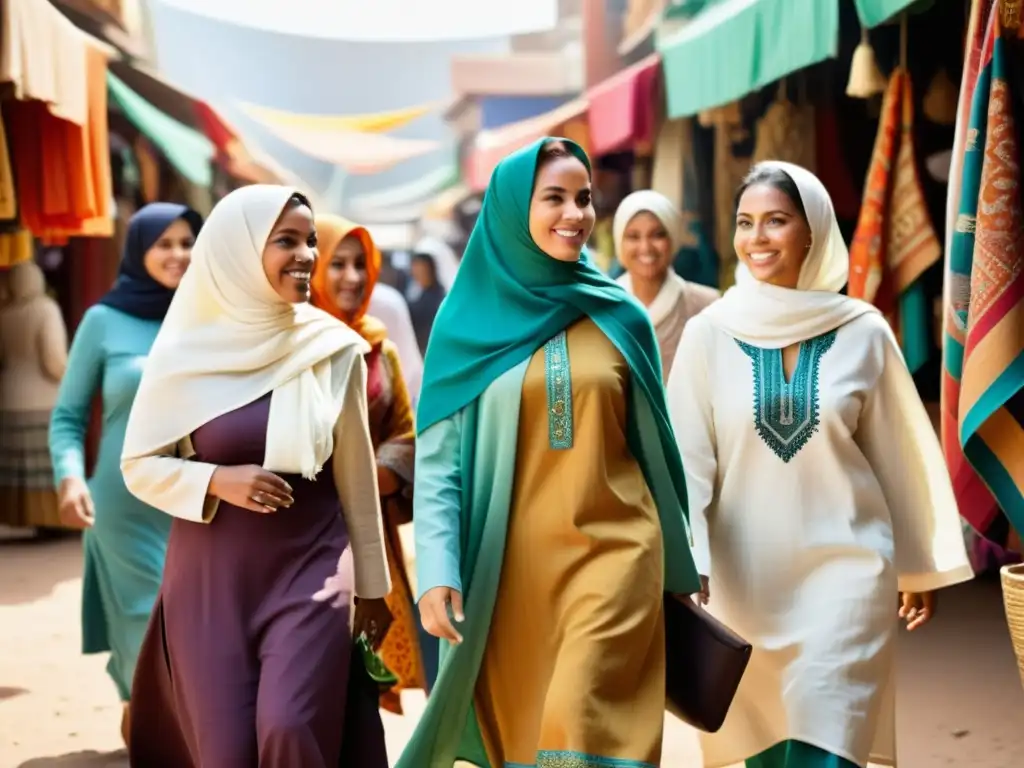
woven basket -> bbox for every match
[1000,563,1024,689]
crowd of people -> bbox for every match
[42,136,971,768]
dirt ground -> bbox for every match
[1,534,1021,767]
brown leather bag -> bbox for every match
[664,594,752,733]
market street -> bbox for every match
[1,535,1022,767]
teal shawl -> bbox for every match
[417,138,692,522]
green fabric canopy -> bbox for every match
[107,72,215,188]
[658,0,928,119]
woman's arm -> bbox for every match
[854,318,973,593]
[49,308,103,486]
[665,317,717,583]
[121,436,221,523]
[38,299,68,382]
[413,412,464,600]
[332,351,391,600]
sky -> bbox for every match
[152,0,560,41]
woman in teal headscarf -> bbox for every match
[398,138,701,768]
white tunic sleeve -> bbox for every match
[666,315,715,577]
[855,319,974,593]
[121,437,220,523]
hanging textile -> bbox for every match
[3,45,113,243]
[0,229,33,268]
[0,116,16,221]
[848,67,940,374]
[710,102,755,290]
[751,80,817,172]
[943,1,1024,539]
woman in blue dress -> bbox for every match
[49,202,203,743]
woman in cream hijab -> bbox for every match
[666,162,972,768]
[613,189,719,380]
[120,186,391,767]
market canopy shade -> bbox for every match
[658,0,839,119]
[107,71,215,187]
[348,163,459,221]
[854,0,928,28]
[236,100,437,134]
[586,52,660,156]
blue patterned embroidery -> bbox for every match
[736,330,837,463]
[506,752,655,767]
[545,330,573,450]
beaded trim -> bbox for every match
[736,330,837,463]
[544,331,573,450]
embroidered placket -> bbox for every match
[544,331,573,449]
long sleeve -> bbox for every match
[665,317,716,577]
[413,413,464,600]
[332,352,391,599]
[120,437,220,523]
[49,308,103,485]
[376,342,416,488]
[38,298,68,382]
[855,324,974,593]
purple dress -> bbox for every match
[128,395,388,767]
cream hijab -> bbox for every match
[702,161,878,348]
[122,185,369,480]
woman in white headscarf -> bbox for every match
[613,190,719,379]
[666,162,973,768]
[120,186,392,767]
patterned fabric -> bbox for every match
[0,409,60,527]
[848,68,942,374]
[366,341,425,715]
[943,4,1024,541]
[737,331,838,463]
[544,331,573,449]
[507,750,656,767]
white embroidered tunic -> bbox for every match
[668,311,973,768]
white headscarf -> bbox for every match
[611,189,686,261]
[121,185,369,480]
[368,282,423,405]
[701,161,878,348]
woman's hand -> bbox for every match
[899,591,936,631]
[376,464,400,497]
[208,465,293,513]
[353,597,393,650]
[419,586,464,644]
[58,477,94,528]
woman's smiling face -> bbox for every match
[528,148,596,263]
[733,182,811,289]
[262,198,317,303]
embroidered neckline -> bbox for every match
[736,330,837,463]
[544,330,573,450]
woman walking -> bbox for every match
[398,138,700,768]
[613,190,719,380]
[120,186,391,767]
[666,161,973,768]
[48,202,202,742]
[310,214,427,713]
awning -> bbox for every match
[107,71,215,187]
[348,164,459,220]
[479,96,569,131]
[236,101,441,175]
[586,53,660,156]
[465,97,589,191]
[855,0,925,27]
[236,100,437,134]
[451,48,583,97]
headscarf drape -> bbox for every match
[121,185,368,480]
[310,214,388,347]
[99,202,203,321]
[417,137,692,520]
[701,161,878,348]
[611,189,685,261]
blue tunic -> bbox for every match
[49,304,170,701]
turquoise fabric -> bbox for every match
[745,739,858,768]
[49,305,171,701]
[416,138,695,556]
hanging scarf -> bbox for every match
[310,214,388,348]
[98,202,203,321]
[848,68,942,373]
[417,137,692,520]
[943,3,1024,539]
